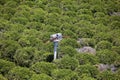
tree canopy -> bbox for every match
[0,0,120,80]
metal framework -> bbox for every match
[50,33,62,60]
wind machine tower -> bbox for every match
[50,33,62,60]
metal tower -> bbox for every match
[50,33,62,60]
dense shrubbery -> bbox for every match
[30,74,53,80]
[96,49,119,64]
[30,62,57,75]
[7,67,35,80]
[96,41,112,50]
[97,71,120,80]
[0,75,7,80]
[59,46,78,57]
[0,0,120,80]
[55,56,79,70]
[75,54,99,65]
[51,69,78,80]
[0,59,15,75]
[75,64,99,78]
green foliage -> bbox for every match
[0,40,21,61]
[60,38,78,48]
[96,49,119,64]
[18,29,44,48]
[43,42,53,52]
[75,20,95,37]
[30,62,57,75]
[113,38,120,46]
[75,64,99,78]
[30,8,46,23]
[52,69,78,80]
[34,0,48,9]
[93,32,111,43]
[0,19,12,32]
[30,74,53,80]
[78,38,96,47]
[55,56,79,70]
[10,17,29,25]
[97,71,120,80]
[14,47,35,67]
[13,10,31,20]
[16,5,31,12]
[116,68,120,78]
[40,32,53,43]
[0,59,15,75]
[0,75,8,80]
[79,3,90,9]
[4,30,21,41]
[25,22,43,30]
[62,30,78,39]
[44,25,61,33]
[59,46,78,57]
[78,14,93,21]
[110,21,120,30]
[45,12,61,27]
[79,74,96,80]
[112,46,120,54]
[1,6,16,20]
[32,51,53,63]
[110,30,120,46]
[110,15,120,22]
[20,1,35,7]
[18,37,31,47]
[113,56,120,67]
[96,41,112,50]
[7,67,35,80]
[106,0,120,12]
[9,23,25,33]
[91,5,103,13]
[0,0,120,80]
[78,9,92,15]
[75,54,99,65]
[94,12,106,18]
[94,24,110,33]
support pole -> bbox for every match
[50,33,62,60]
[54,41,58,60]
